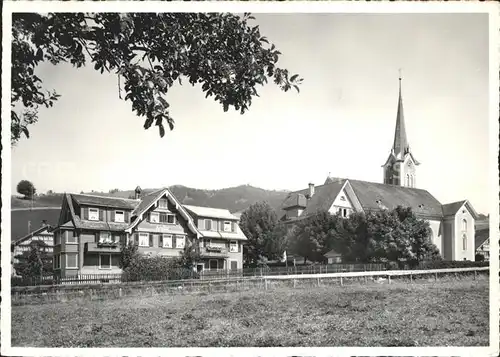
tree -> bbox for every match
[239,201,285,266]
[179,241,200,270]
[11,13,302,145]
[16,180,36,199]
[118,241,139,269]
[289,210,335,263]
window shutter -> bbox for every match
[82,207,87,220]
[199,219,205,230]
[111,211,115,222]
[173,235,177,248]
[231,222,236,232]
[149,234,153,247]
[134,233,139,245]
[99,209,104,221]
[159,234,163,247]
[124,211,129,223]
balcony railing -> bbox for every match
[85,241,122,253]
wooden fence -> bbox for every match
[11,266,489,306]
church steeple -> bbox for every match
[382,73,419,188]
[391,75,410,159]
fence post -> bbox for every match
[435,272,438,281]
[474,270,477,280]
[410,273,413,283]
[388,275,391,284]
[293,279,297,288]
[119,287,123,298]
[265,278,268,290]
[340,277,343,286]
[317,277,320,287]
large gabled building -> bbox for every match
[280,77,479,261]
[52,186,247,277]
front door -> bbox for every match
[230,260,238,270]
[209,259,218,270]
[196,263,204,273]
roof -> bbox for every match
[183,205,238,220]
[12,225,52,247]
[199,230,247,241]
[71,193,139,210]
[132,188,166,216]
[475,228,490,250]
[282,178,444,220]
[475,220,489,230]
[392,79,411,160]
[11,207,60,243]
[348,179,443,219]
[442,200,467,216]
[325,249,341,257]
[282,193,307,209]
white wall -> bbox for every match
[328,187,354,216]
[454,205,475,261]
[427,219,442,255]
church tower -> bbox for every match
[382,75,420,188]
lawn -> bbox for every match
[11,278,488,347]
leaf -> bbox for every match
[290,74,299,82]
[159,123,165,138]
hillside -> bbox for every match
[11,185,289,241]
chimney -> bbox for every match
[308,183,315,198]
[134,186,142,200]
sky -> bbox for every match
[10,13,491,214]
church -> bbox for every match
[279,77,478,261]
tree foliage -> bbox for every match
[11,12,302,145]
[288,206,441,265]
[239,201,287,266]
[16,179,36,198]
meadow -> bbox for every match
[11,278,488,347]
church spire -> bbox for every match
[391,72,410,159]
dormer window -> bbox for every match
[88,208,99,221]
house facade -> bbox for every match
[52,187,247,277]
[11,222,54,274]
[280,77,478,262]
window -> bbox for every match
[462,219,467,232]
[160,213,176,224]
[115,211,125,223]
[162,234,173,248]
[175,235,185,249]
[66,231,78,244]
[113,234,121,243]
[338,208,348,218]
[230,260,238,270]
[230,241,238,253]
[223,221,232,232]
[139,233,150,247]
[158,199,168,208]
[462,234,467,251]
[66,253,78,269]
[205,219,212,230]
[99,254,112,269]
[405,174,410,186]
[409,175,414,188]
[88,208,99,221]
[53,254,61,269]
[99,232,112,243]
[150,212,160,223]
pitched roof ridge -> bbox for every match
[442,199,467,207]
[289,179,346,195]
[183,204,230,212]
[72,192,133,200]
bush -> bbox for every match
[418,260,488,270]
[475,254,485,262]
[122,254,199,282]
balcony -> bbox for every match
[85,241,122,253]
[199,246,229,258]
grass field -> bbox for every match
[11,279,488,347]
